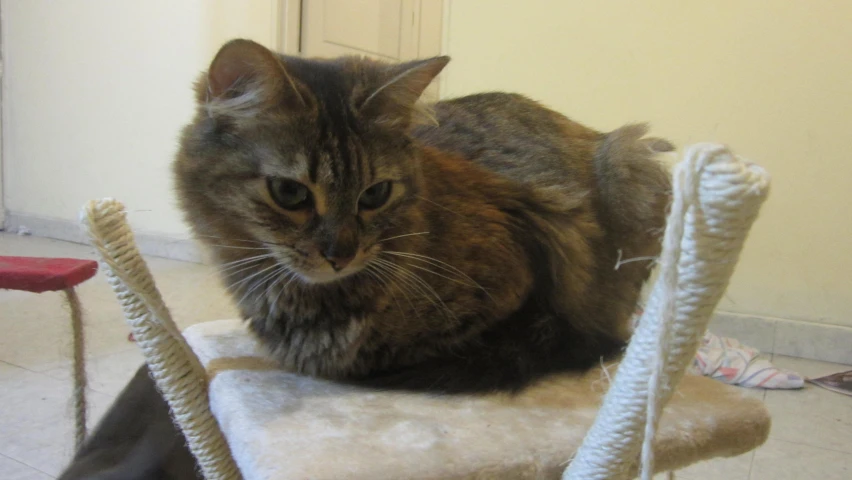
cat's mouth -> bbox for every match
[298,266,364,284]
[290,251,371,285]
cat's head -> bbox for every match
[174,39,449,284]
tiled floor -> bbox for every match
[1,233,850,479]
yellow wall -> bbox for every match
[1,0,278,236]
[4,0,850,328]
[443,0,852,327]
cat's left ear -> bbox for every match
[359,56,450,129]
[200,39,312,119]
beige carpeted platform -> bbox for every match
[183,319,770,480]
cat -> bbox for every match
[173,39,671,392]
[60,39,671,479]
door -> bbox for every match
[0,9,4,228]
[298,0,444,101]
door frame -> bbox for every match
[0,2,5,227]
[280,0,446,58]
[277,0,303,55]
[281,0,447,98]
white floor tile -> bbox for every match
[0,234,238,477]
[750,438,852,480]
[0,358,114,476]
[43,348,144,397]
[0,453,54,480]
[771,354,851,379]
[764,355,852,454]
[0,306,134,373]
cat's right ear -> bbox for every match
[199,39,310,118]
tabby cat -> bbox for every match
[60,39,670,479]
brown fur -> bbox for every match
[172,39,672,392]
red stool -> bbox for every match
[0,256,98,447]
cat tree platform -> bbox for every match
[184,318,769,479]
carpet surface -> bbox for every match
[184,319,771,480]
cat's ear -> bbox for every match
[359,56,450,129]
[200,39,310,118]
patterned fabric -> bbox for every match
[632,305,803,389]
[690,331,804,389]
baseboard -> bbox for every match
[711,311,852,366]
[3,211,204,263]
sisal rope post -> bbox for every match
[64,287,87,448]
[564,144,770,480]
[81,199,242,480]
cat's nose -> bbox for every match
[324,255,354,272]
[318,219,358,272]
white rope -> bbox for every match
[563,143,770,479]
[80,199,242,480]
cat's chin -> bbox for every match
[297,267,363,285]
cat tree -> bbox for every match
[78,143,771,479]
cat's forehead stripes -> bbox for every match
[256,151,310,179]
[303,73,373,190]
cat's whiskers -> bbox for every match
[404,263,478,290]
[249,264,295,311]
[246,263,292,300]
[215,255,272,274]
[168,232,263,244]
[208,253,276,280]
[372,257,456,321]
[372,262,420,316]
[215,262,273,285]
[263,266,290,299]
[226,261,282,296]
[368,262,420,318]
[267,270,300,314]
[397,263,458,322]
[376,231,430,243]
[415,195,463,217]
[208,244,273,251]
[382,251,493,301]
[235,262,291,308]
[217,253,275,270]
[363,264,408,322]
[372,258,429,305]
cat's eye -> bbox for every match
[267,178,312,210]
[358,181,393,210]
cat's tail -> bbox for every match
[517,124,673,339]
[58,365,200,480]
[594,123,673,240]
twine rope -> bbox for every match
[80,199,242,480]
[64,287,87,449]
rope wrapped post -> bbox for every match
[564,144,771,480]
[81,199,242,480]
[64,287,88,448]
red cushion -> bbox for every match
[0,256,98,293]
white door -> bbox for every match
[0,11,4,228]
[298,0,444,100]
